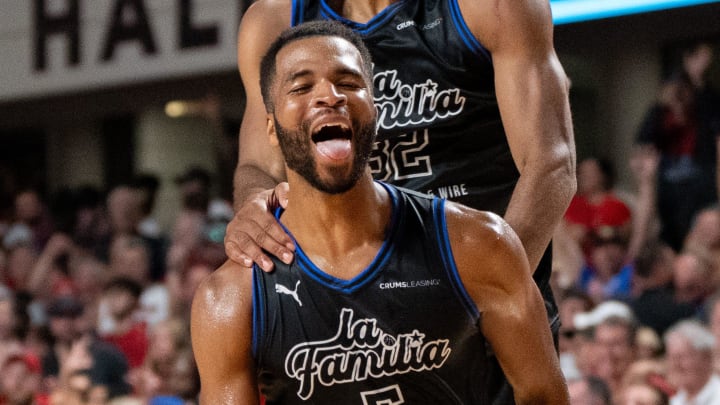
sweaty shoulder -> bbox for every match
[191,262,259,404]
[192,260,254,334]
[443,201,532,301]
[444,201,520,256]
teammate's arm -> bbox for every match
[459,0,577,271]
[191,261,258,404]
[226,0,295,271]
[446,202,569,405]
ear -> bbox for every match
[267,114,279,146]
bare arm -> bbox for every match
[191,261,258,404]
[446,203,569,404]
[225,0,295,270]
[459,0,577,271]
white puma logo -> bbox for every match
[275,280,302,307]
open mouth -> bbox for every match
[312,124,353,161]
[312,124,352,143]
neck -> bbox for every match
[281,174,391,279]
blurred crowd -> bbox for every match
[0,166,231,405]
[0,42,718,405]
[552,42,720,405]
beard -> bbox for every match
[274,116,376,194]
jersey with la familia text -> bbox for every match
[252,183,492,404]
[291,0,516,216]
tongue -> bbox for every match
[316,139,352,160]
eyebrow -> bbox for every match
[283,66,365,84]
[284,69,313,84]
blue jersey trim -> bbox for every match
[318,0,408,35]
[447,0,492,62]
[251,265,265,358]
[274,181,399,294]
[291,0,304,26]
[433,198,480,319]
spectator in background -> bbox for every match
[103,184,166,282]
[69,186,109,257]
[102,236,169,334]
[564,157,632,261]
[166,254,218,318]
[3,189,54,252]
[0,351,45,405]
[578,226,635,303]
[672,248,716,309]
[174,168,211,216]
[3,243,38,293]
[557,288,594,380]
[41,296,131,401]
[704,292,720,373]
[554,154,650,293]
[133,174,163,240]
[620,358,673,400]
[618,380,670,405]
[98,277,148,370]
[568,375,612,405]
[664,319,720,405]
[0,290,22,348]
[574,301,638,399]
[636,41,719,252]
[130,318,186,393]
[67,254,107,330]
[593,316,640,399]
[629,240,696,336]
[166,168,216,280]
[684,206,720,273]
[26,233,77,303]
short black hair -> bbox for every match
[259,20,374,112]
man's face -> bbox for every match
[593,322,635,381]
[269,36,376,194]
[666,335,713,393]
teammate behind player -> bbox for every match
[192,21,569,405]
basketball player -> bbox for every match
[228,2,575,402]
[193,21,569,404]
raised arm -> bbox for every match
[459,0,576,270]
[225,0,295,270]
[191,262,257,404]
[446,203,569,404]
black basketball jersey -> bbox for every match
[252,183,493,404]
[289,0,558,346]
[291,0,517,216]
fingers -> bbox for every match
[275,182,290,208]
[225,190,295,272]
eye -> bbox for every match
[288,84,311,94]
[338,81,363,90]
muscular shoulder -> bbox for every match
[191,260,254,334]
[191,262,260,403]
[444,201,522,260]
[443,202,532,307]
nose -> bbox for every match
[313,81,347,108]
